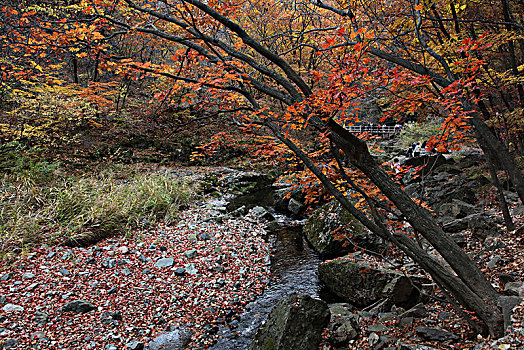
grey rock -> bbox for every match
[2,304,24,312]
[155,258,174,268]
[185,263,198,275]
[487,255,502,270]
[2,339,18,348]
[367,324,388,332]
[0,295,6,304]
[399,303,428,318]
[62,300,95,313]
[59,269,70,276]
[498,296,522,330]
[415,326,459,342]
[174,268,186,276]
[230,205,247,217]
[438,199,478,219]
[250,206,275,221]
[318,259,419,307]
[184,250,198,259]
[101,258,116,269]
[327,303,359,346]
[504,281,524,297]
[469,214,501,239]
[287,198,304,216]
[197,233,211,240]
[22,272,35,279]
[304,200,383,258]
[437,311,454,321]
[273,187,292,212]
[250,294,330,350]
[34,311,48,325]
[148,328,192,350]
[61,250,74,260]
[101,311,122,320]
[399,343,438,350]
[0,273,13,281]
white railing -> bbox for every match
[345,125,401,135]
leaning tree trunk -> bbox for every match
[466,103,524,204]
[266,119,505,337]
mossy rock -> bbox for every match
[303,200,384,258]
[250,294,330,350]
[318,259,420,307]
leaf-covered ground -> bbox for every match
[0,206,271,349]
[320,202,524,349]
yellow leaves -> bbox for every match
[76,52,88,58]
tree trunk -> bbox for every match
[466,105,524,203]
[266,119,505,337]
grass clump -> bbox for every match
[0,165,197,254]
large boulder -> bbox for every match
[318,259,420,307]
[442,212,502,237]
[438,199,478,219]
[250,294,330,350]
[404,154,455,176]
[303,200,384,258]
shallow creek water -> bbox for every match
[210,188,330,349]
[210,224,324,349]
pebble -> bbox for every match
[62,300,96,313]
[155,258,174,268]
[174,268,186,276]
[184,250,198,259]
[3,304,24,312]
[117,246,130,254]
[22,272,35,279]
[0,273,13,281]
[185,263,198,275]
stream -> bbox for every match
[210,189,334,350]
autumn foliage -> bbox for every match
[2,0,524,339]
